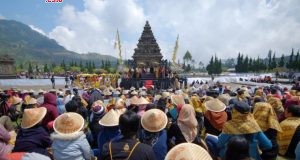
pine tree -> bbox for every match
[92,61,96,69]
[44,64,49,73]
[278,54,285,67]
[294,51,299,71]
[19,63,24,70]
[287,48,294,70]
[206,56,214,75]
[268,49,272,70]
[28,62,33,74]
[35,64,39,73]
[271,52,277,69]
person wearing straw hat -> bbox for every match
[101,110,156,160]
[114,98,127,114]
[13,108,51,157]
[51,112,91,160]
[165,142,212,160]
[167,104,207,150]
[139,109,168,160]
[97,109,122,158]
[217,99,272,160]
[136,97,150,117]
[167,94,185,122]
[21,95,38,112]
[203,98,227,136]
[253,101,282,160]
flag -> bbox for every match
[172,35,179,64]
[114,29,122,64]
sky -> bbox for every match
[0,0,300,65]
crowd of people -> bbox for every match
[0,81,300,160]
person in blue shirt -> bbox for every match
[217,99,272,160]
[139,109,168,160]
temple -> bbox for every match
[0,55,16,78]
[132,21,163,68]
[120,21,171,89]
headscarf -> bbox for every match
[223,109,261,134]
[204,110,227,131]
[253,102,282,132]
[189,95,204,113]
[177,104,198,142]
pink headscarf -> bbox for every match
[177,104,198,142]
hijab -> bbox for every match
[177,104,198,142]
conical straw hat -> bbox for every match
[99,109,121,126]
[141,109,167,132]
[130,96,139,105]
[204,98,226,112]
[136,97,149,105]
[170,94,185,106]
[165,143,212,160]
[54,112,84,135]
[21,107,47,129]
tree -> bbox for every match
[271,52,277,69]
[44,64,49,73]
[287,48,294,70]
[198,61,204,71]
[61,59,66,71]
[191,59,195,70]
[267,49,272,70]
[293,51,299,71]
[28,62,33,74]
[206,55,222,75]
[206,56,214,75]
[35,64,39,73]
[278,54,285,67]
[19,63,23,70]
[183,50,192,64]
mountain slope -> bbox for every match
[0,19,117,66]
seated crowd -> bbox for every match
[0,82,300,160]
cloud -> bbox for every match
[29,25,46,36]
[0,14,5,19]
[49,0,146,56]
[48,0,300,64]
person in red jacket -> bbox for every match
[41,92,58,130]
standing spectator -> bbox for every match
[65,75,69,88]
[50,75,55,89]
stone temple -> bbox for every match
[120,21,171,89]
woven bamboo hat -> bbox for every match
[12,96,22,105]
[99,109,121,126]
[21,107,47,129]
[136,97,150,105]
[54,112,84,135]
[165,143,212,160]
[204,98,226,112]
[141,109,167,132]
[130,96,139,105]
[170,94,185,106]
